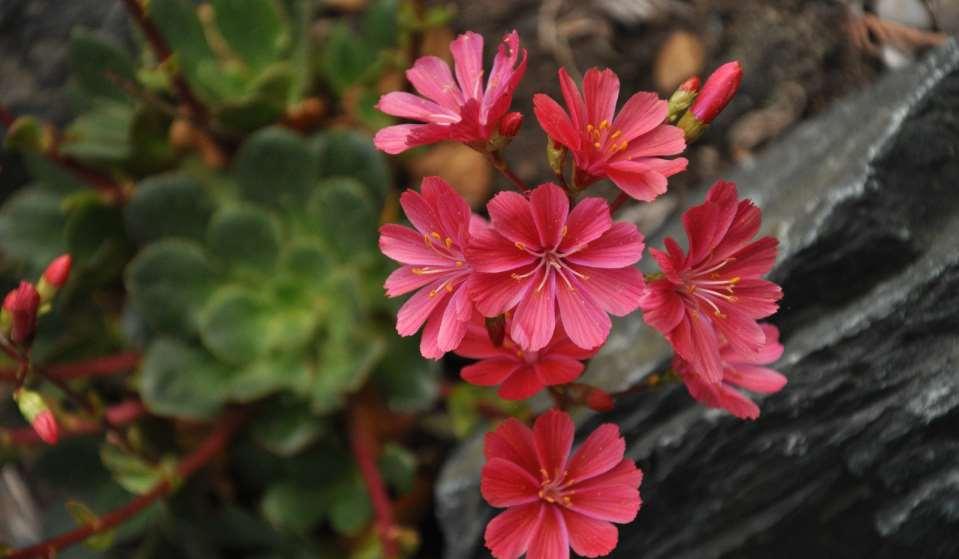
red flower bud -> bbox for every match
[585,387,615,413]
[43,254,72,288]
[498,111,523,138]
[4,282,40,344]
[31,409,59,445]
[679,75,701,93]
[689,61,742,124]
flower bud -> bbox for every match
[678,61,742,142]
[3,282,40,345]
[37,254,71,304]
[498,111,523,138]
[13,388,59,445]
[585,387,615,413]
[546,138,566,176]
[667,75,700,123]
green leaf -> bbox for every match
[372,336,439,413]
[233,127,318,209]
[59,102,134,162]
[198,286,270,365]
[65,196,133,285]
[308,178,377,259]
[126,173,215,244]
[321,23,376,94]
[261,480,327,534]
[215,64,293,132]
[0,188,67,274]
[279,239,333,281]
[211,0,286,71]
[252,396,325,456]
[149,0,219,100]
[206,205,281,274]
[363,0,399,52]
[328,476,372,536]
[313,129,390,205]
[70,29,137,102]
[66,500,117,551]
[140,338,233,419]
[226,355,310,403]
[99,445,165,495]
[125,240,216,334]
[378,443,415,495]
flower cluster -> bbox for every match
[375,29,784,559]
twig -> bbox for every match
[0,352,141,383]
[119,0,210,124]
[1,400,146,447]
[349,403,398,559]
[486,150,530,192]
[4,409,246,559]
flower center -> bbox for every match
[682,258,740,318]
[411,230,469,297]
[585,119,628,155]
[510,243,590,292]
[538,468,575,507]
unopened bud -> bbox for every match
[585,387,615,413]
[3,282,40,344]
[4,116,54,153]
[485,315,507,347]
[679,61,742,142]
[37,254,72,304]
[13,388,59,445]
[667,76,700,123]
[498,111,523,138]
[546,138,566,176]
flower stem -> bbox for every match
[610,192,630,213]
[3,409,246,559]
[1,400,145,447]
[349,402,398,559]
[486,150,530,192]
[0,352,141,383]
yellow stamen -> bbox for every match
[560,225,568,238]
[431,231,442,240]
[445,237,453,248]
[599,119,609,130]
[593,142,601,149]
[609,129,622,140]
[515,241,526,251]
[456,260,463,267]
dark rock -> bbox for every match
[436,40,959,559]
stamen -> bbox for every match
[431,231,442,240]
[515,241,526,251]
[599,119,609,130]
[609,129,622,140]
[445,237,453,248]
[593,142,601,149]
[456,261,463,267]
[560,225,568,238]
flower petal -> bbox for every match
[583,68,620,127]
[639,279,685,334]
[527,504,570,559]
[420,176,473,246]
[481,457,541,507]
[462,357,521,387]
[450,31,485,100]
[384,265,435,297]
[606,160,670,202]
[379,223,450,267]
[471,271,533,317]
[618,124,686,159]
[485,418,539,474]
[566,483,641,523]
[467,227,538,273]
[671,311,723,383]
[373,123,449,154]
[485,503,544,559]
[482,31,526,123]
[611,92,668,143]
[396,281,449,337]
[556,278,611,350]
[533,94,580,149]
[533,409,574,479]
[376,91,460,124]
[724,365,787,394]
[566,424,625,483]
[498,365,546,400]
[406,55,463,111]
[534,355,584,386]
[487,191,541,248]
[578,266,645,316]
[558,68,587,131]
[559,197,612,253]
[419,302,445,359]
[437,286,470,353]
[530,183,570,250]
[510,268,556,352]
[456,317,507,359]
[562,510,619,558]
[566,222,644,269]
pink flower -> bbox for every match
[455,316,597,401]
[481,410,643,559]
[374,30,527,154]
[533,68,688,201]
[640,180,782,383]
[378,177,480,359]
[676,323,787,419]
[468,182,646,351]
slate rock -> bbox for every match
[436,40,959,559]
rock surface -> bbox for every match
[436,40,959,559]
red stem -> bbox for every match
[119,0,209,123]
[4,410,246,559]
[486,151,529,192]
[610,192,630,213]
[0,352,140,383]
[2,400,146,447]
[349,404,398,559]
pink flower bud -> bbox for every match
[31,409,59,445]
[689,61,742,124]
[43,254,72,288]
[498,111,523,138]
[4,282,40,344]
[679,75,701,93]
[585,387,615,412]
